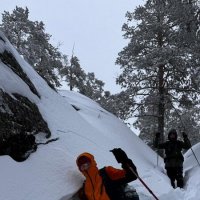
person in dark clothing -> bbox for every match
[76,148,139,200]
[154,129,191,188]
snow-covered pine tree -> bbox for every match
[116,0,200,145]
[99,91,135,121]
[0,7,30,51]
[61,55,108,104]
[0,6,63,87]
[80,72,105,103]
[61,55,86,91]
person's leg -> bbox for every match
[176,167,184,188]
[166,167,176,188]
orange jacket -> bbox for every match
[77,152,110,200]
[104,166,126,180]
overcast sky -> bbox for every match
[0,0,144,93]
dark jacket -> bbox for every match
[154,137,191,167]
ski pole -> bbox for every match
[127,164,159,200]
[156,150,159,167]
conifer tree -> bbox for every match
[79,72,105,102]
[61,55,86,91]
[116,0,200,144]
[61,55,107,103]
[0,6,63,87]
[100,91,135,120]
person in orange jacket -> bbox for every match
[76,148,139,200]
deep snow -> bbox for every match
[0,31,200,200]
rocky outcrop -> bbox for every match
[0,35,51,161]
[0,88,51,161]
[0,89,50,138]
[0,50,40,98]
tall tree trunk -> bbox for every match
[70,45,75,91]
[69,60,73,91]
[158,64,165,156]
[157,18,165,155]
[69,66,73,91]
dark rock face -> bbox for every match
[0,90,51,138]
[0,50,40,98]
[0,41,51,162]
[0,89,51,161]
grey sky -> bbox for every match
[0,0,144,93]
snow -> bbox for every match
[0,30,200,200]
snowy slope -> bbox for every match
[0,31,200,200]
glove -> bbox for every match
[110,148,129,163]
[155,132,161,138]
[182,132,187,139]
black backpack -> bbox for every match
[99,167,139,200]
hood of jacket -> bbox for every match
[76,152,110,200]
[76,152,98,176]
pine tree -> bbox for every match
[116,0,200,144]
[100,91,135,120]
[61,55,108,103]
[80,72,105,102]
[0,7,30,50]
[61,55,86,91]
[0,6,63,87]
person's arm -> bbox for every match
[105,166,126,180]
[153,132,166,149]
[105,164,137,184]
[109,148,138,183]
[181,132,191,149]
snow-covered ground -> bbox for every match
[0,31,200,200]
